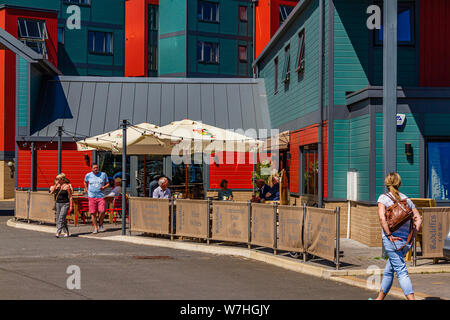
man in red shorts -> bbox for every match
[84,164,110,234]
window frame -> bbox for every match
[64,0,91,6]
[279,4,295,27]
[296,29,306,75]
[274,57,279,94]
[238,5,248,22]
[282,44,291,83]
[238,45,248,63]
[374,2,416,47]
[88,31,114,55]
[57,27,65,44]
[197,0,220,23]
[197,41,220,64]
[17,18,48,57]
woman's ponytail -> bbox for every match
[385,172,402,202]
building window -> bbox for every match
[303,144,319,196]
[375,3,415,45]
[238,45,247,62]
[148,45,158,73]
[149,4,158,31]
[239,6,248,22]
[197,41,219,64]
[88,31,113,54]
[427,141,450,201]
[274,57,279,93]
[198,1,219,23]
[296,30,305,75]
[282,45,290,83]
[17,18,48,56]
[65,0,91,5]
[279,5,295,27]
[57,27,64,44]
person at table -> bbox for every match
[84,164,110,234]
[265,175,280,201]
[153,177,171,199]
[217,179,233,201]
[255,179,271,203]
[148,174,161,197]
[106,177,122,197]
[50,173,73,238]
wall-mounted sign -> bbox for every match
[397,114,406,128]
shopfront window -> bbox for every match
[137,155,164,196]
[98,152,130,186]
[428,142,450,200]
[303,144,318,196]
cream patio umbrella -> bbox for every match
[76,123,172,154]
[152,119,263,155]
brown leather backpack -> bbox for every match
[384,193,414,250]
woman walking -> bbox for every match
[50,173,73,238]
[374,172,422,300]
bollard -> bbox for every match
[247,200,251,250]
[302,203,307,262]
[273,202,278,255]
[413,237,417,267]
[170,198,174,241]
[206,199,211,245]
[335,207,341,270]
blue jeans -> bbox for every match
[380,235,414,296]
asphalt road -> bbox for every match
[0,214,388,300]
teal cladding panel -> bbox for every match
[17,57,28,128]
[424,114,450,136]
[258,1,320,128]
[376,113,420,198]
[333,119,349,199]
[159,35,187,76]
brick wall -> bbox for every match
[0,161,14,199]
[349,203,382,247]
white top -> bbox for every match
[377,192,416,240]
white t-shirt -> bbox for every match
[377,192,416,240]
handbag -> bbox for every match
[52,188,63,212]
[384,193,414,251]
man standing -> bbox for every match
[152,177,171,199]
[84,164,110,234]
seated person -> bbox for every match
[255,179,271,202]
[265,175,280,201]
[153,177,171,199]
[148,175,161,197]
[106,177,122,197]
[217,179,233,200]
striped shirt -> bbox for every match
[377,192,416,240]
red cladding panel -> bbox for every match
[420,0,450,86]
[18,143,92,189]
[209,152,254,189]
[289,122,328,198]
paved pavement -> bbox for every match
[0,215,391,300]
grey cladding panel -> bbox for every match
[160,84,174,126]
[104,82,122,132]
[90,82,109,136]
[147,83,161,125]
[174,84,188,122]
[212,84,229,129]
[187,84,201,122]
[133,83,149,125]
[226,84,243,129]
[120,83,136,123]
[61,81,83,136]
[240,84,257,131]
[32,78,271,139]
[76,82,96,137]
[200,84,215,126]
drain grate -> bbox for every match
[133,256,173,260]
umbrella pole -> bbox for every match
[121,120,127,236]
